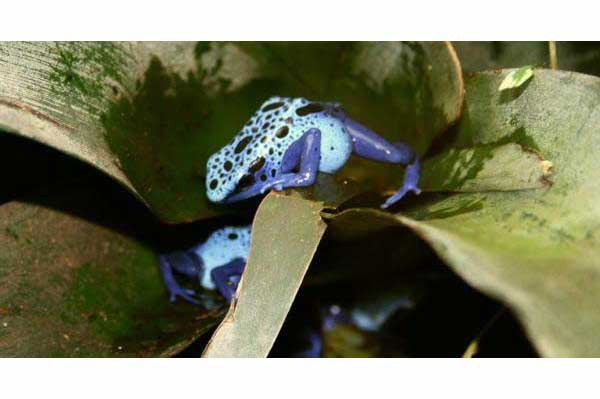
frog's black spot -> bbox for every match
[275,126,289,138]
[248,157,266,174]
[262,102,284,112]
[246,148,252,155]
[251,127,258,133]
[210,179,218,190]
[235,136,252,154]
[228,233,238,240]
[235,155,241,162]
[330,146,334,151]
[271,169,277,177]
[269,148,274,155]
[211,164,217,169]
[260,136,268,143]
[284,117,293,124]
[260,174,267,182]
[262,122,270,130]
[224,161,233,171]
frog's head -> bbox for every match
[205,145,246,203]
[205,96,345,203]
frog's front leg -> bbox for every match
[210,258,246,303]
[159,252,202,305]
[260,128,321,193]
[344,118,421,209]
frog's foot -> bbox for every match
[159,255,201,305]
[259,180,284,194]
[210,258,246,303]
[381,158,421,209]
[168,285,200,305]
[259,128,322,194]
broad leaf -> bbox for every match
[329,70,600,357]
[0,185,223,357]
[0,42,463,223]
[420,143,551,192]
[203,192,327,357]
[453,42,600,77]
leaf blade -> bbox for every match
[202,192,326,357]
[328,69,600,357]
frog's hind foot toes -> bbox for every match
[167,286,201,305]
[381,182,421,209]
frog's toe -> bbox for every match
[167,285,200,305]
[381,185,421,209]
[260,179,284,194]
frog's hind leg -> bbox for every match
[210,258,246,302]
[159,252,202,305]
[344,117,421,209]
[260,128,322,193]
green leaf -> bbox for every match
[328,69,600,356]
[453,42,600,77]
[421,143,552,192]
[203,192,327,357]
[0,185,223,357]
[498,66,534,91]
[0,42,463,223]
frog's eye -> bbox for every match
[248,157,266,174]
[296,103,324,116]
[236,173,255,191]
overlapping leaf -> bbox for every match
[0,184,224,357]
[0,42,463,223]
[328,69,600,356]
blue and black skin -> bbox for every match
[159,226,251,305]
[161,97,421,304]
[206,96,421,209]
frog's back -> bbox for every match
[206,97,337,202]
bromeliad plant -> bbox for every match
[0,42,598,357]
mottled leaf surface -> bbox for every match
[0,186,222,357]
[0,42,463,223]
[420,143,551,192]
[329,70,600,357]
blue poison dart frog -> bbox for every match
[297,296,414,357]
[206,97,421,209]
[159,226,251,305]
